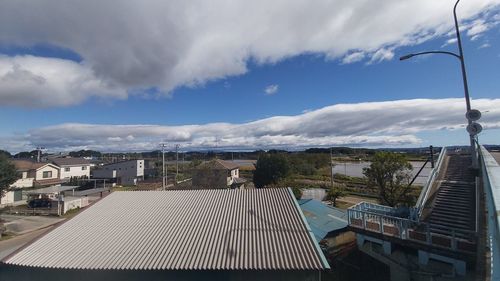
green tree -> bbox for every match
[325,182,346,207]
[291,186,302,200]
[362,152,413,207]
[0,155,18,236]
[253,154,290,188]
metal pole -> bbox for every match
[160,143,166,190]
[429,145,435,169]
[175,144,179,182]
[453,0,477,169]
[330,148,334,187]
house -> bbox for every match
[1,188,329,281]
[298,199,355,250]
[52,157,91,180]
[192,159,246,189]
[0,160,61,206]
[91,159,144,186]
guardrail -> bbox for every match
[347,201,476,253]
[414,147,448,218]
[479,145,500,279]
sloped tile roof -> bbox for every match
[52,157,91,166]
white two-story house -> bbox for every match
[52,158,91,180]
[1,159,61,206]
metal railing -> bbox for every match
[414,147,448,218]
[347,201,476,253]
[478,145,500,279]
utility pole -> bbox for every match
[160,143,168,190]
[175,144,180,182]
[330,148,334,187]
[36,146,45,162]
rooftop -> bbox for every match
[298,199,348,241]
[52,157,91,166]
[11,159,47,171]
[198,159,240,170]
[3,188,329,271]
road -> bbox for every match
[0,226,54,260]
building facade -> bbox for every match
[192,159,246,189]
[52,158,91,180]
[92,160,144,186]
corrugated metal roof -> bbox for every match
[298,199,348,241]
[4,188,329,270]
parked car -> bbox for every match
[28,198,52,208]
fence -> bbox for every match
[347,201,476,253]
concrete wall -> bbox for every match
[59,165,91,179]
[63,197,89,214]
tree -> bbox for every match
[325,182,346,207]
[253,154,290,188]
[0,155,18,236]
[291,186,302,200]
[362,152,413,207]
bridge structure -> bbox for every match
[347,144,500,279]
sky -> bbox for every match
[0,0,499,153]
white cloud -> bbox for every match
[441,38,457,47]
[0,55,126,107]
[369,48,395,64]
[0,0,498,106]
[264,84,279,95]
[342,51,365,64]
[479,42,491,49]
[4,98,500,152]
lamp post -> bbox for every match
[399,0,479,169]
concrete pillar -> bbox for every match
[382,241,392,255]
[356,234,365,248]
[418,250,429,265]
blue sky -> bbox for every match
[0,0,499,152]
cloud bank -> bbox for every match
[0,0,499,107]
[4,98,500,152]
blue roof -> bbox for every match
[298,199,348,241]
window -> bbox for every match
[65,167,70,172]
[42,171,52,178]
[82,166,87,170]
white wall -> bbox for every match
[10,171,34,188]
[92,160,144,186]
[35,165,60,181]
[0,191,14,205]
[59,165,91,179]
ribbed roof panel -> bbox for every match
[4,188,328,270]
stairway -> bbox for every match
[425,154,476,240]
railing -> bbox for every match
[479,145,500,279]
[347,201,476,253]
[415,147,448,218]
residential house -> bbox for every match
[91,160,144,186]
[192,159,246,189]
[1,160,61,206]
[52,157,91,180]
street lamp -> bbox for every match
[399,0,480,169]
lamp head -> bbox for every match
[399,54,414,61]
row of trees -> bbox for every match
[253,151,415,207]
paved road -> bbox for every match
[0,226,54,260]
